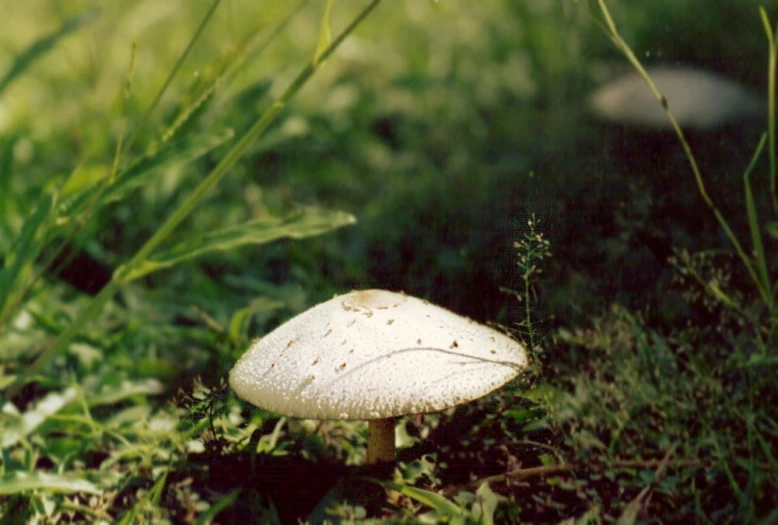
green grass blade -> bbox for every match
[760,8,778,213]
[121,0,222,156]
[313,0,334,66]
[1,387,79,448]
[196,488,241,524]
[117,471,168,525]
[0,472,100,496]
[0,193,54,323]
[743,134,772,309]
[87,378,164,407]
[117,209,356,282]
[161,36,251,144]
[0,136,16,235]
[754,426,778,472]
[58,128,235,225]
[0,9,99,97]
[362,478,466,518]
[112,0,382,282]
[766,221,778,240]
[235,0,312,84]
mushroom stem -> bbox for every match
[367,418,396,464]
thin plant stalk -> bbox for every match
[122,0,223,156]
[7,0,383,397]
[743,134,771,310]
[760,8,778,214]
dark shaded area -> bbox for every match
[170,452,396,524]
[46,245,112,295]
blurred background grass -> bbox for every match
[1,0,777,522]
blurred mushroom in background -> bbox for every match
[588,66,763,130]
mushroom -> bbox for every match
[229,289,528,464]
[587,66,763,130]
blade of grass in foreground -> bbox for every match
[743,134,772,312]
[0,9,99,97]
[121,0,223,157]
[760,8,778,214]
[0,472,101,496]
[0,194,54,323]
[6,0,383,398]
[362,478,466,518]
[116,209,356,282]
[117,471,168,525]
[59,128,236,222]
[2,387,80,448]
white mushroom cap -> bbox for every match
[229,289,528,420]
[588,66,763,130]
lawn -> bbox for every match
[1,0,777,523]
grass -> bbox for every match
[1,0,777,523]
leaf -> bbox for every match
[616,491,647,525]
[228,297,285,341]
[0,9,99,97]
[196,488,241,524]
[162,37,252,144]
[363,478,466,518]
[115,208,356,282]
[57,128,235,224]
[87,378,165,407]
[117,471,168,525]
[473,482,507,525]
[0,471,101,495]
[1,387,79,448]
[742,134,770,297]
[104,405,153,429]
[0,136,17,226]
[0,193,54,317]
[313,0,334,66]
[766,221,778,240]
[60,164,111,198]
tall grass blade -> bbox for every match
[766,221,778,240]
[743,134,772,309]
[0,136,16,237]
[760,8,778,214]
[1,387,79,448]
[0,472,101,495]
[0,9,99,97]
[196,488,241,524]
[313,0,334,66]
[237,0,312,77]
[122,0,223,156]
[58,128,235,225]
[0,194,54,323]
[363,478,466,518]
[87,378,164,407]
[161,36,252,144]
[117,471,168,525]
[116,209,356,282]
